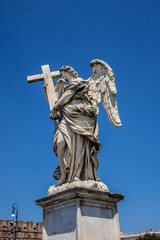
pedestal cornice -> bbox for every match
[35,186,124,207]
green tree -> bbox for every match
[137,233,160,240]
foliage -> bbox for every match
[137,233,160,240]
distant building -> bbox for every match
[0,219,42,240]
[121,229,160,240]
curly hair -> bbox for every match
[59,65,78,78]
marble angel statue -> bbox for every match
[47,59,122,187]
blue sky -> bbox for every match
[0,0,160,234]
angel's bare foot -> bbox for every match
[55,177,66,187]
[74,176,81,182]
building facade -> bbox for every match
[0,219,42,240]
[121,230,160,240]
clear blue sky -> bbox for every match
[0,0,160,234]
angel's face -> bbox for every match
[93,66,98,74]
[61,71,68,80]
[61,71,72,82]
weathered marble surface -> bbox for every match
[27,59,122,187]
[49,60,122,187]
[36,187,124,240]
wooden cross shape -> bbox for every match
[27,65,61,110]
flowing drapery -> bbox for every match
[53,79,101,182]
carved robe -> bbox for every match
[53,78,101,182]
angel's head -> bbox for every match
[59,66,78,82]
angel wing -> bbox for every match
[88,59,122,127]
[54,78,66,99]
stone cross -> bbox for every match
[27,65,61,110]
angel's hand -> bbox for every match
[50,110,57,120]
[50,109,61,120]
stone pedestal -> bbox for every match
[36,183,124,240]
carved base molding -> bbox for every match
[36,184,124,240]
